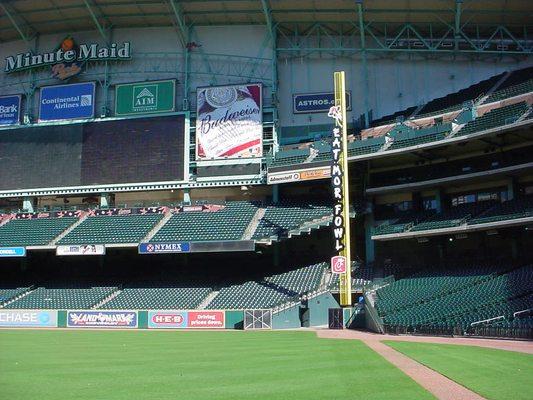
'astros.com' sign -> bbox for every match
[293,91,352,114]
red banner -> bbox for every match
[187,311,225,329]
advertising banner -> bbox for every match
[147,310,225,329]
[138,242,190,254]
[39,82,95,122]
[293,91,352,114]
[187,311,225,329]
[67,311,137,328]
[115,79,175,116]
[0,95,21,125]
[196,83,262,159]
[148,311,188,329]
[267,166,331,184]
[0,247,26,257]
[0,310,57,327]
[56,245,105,256]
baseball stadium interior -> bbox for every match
[0,0,532,339]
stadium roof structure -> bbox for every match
[0,0,531,56]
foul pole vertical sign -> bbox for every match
[329,71,352,306]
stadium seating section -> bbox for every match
[101,285,212,310]
[4,286,117,309]
[208,263,326,309]
[456,101,528,136]
[59,214,164,245]
[253,201,331,241]
[376,262,533,331]
[1,263,327,311]
[0,217,78,246]
[374,197,533,235]
[151,202,258,242]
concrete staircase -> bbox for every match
[141,212,173,242]
[477,70,512,105]
[92,289,122,309]
[198,290,219,310]
[49,214,89,245]
[0,287,35,309]
[242,207,266,240]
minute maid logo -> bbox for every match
[4,36,131,80]
[133,84,158,112]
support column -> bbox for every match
[507,179,515,201]
[100,193,110,209]
[435,189,442,213]
[273,243,280,267]
[364,213,375,263]
[183,188,191,205]
[272,184,280,203]
[22,197,34,213]
[357,1,370,128]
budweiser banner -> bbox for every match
[196,83,262,160]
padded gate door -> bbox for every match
[244,309,272,330]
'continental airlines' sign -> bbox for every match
[4,39,131,76]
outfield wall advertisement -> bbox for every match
[39,82,95,122]
[0,310,58,328]
[148,310,225,329]
[67,311,138,328]
[0,247,26,257]
[196,83,262,160]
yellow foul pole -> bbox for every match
[331,71,352,306]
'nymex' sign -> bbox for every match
[4,37,131,79]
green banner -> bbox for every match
[115,79,175,116]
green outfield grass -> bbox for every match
[0,330,433,400]
[385,341,533,400]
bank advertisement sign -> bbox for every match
[196,83,262,160]
[293,91,352,114]
[0,95,21,125]
[39,82,95,122]
[0,310,58,327]
[0,247,26,257]
[115,79,175,116]
[67,311,138,328]
[148,310,225,329]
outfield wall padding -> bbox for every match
[272,304,301,329]
[308,292,340,327]
[225,310,244,329]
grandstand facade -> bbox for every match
[0,0,532,337]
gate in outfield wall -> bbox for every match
[244,309,272,330]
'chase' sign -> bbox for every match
[0,95,21,125]
[293,91,352,114]
[39,82,95,122]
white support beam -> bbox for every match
[168,0,189,48]
[0,2,33,45]
[83,0,109,43]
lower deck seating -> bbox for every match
[4,286,117,309]
[207,263,326,309]
[377,263,533,331]
[0,287,31,305]
[100,285,212,310]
